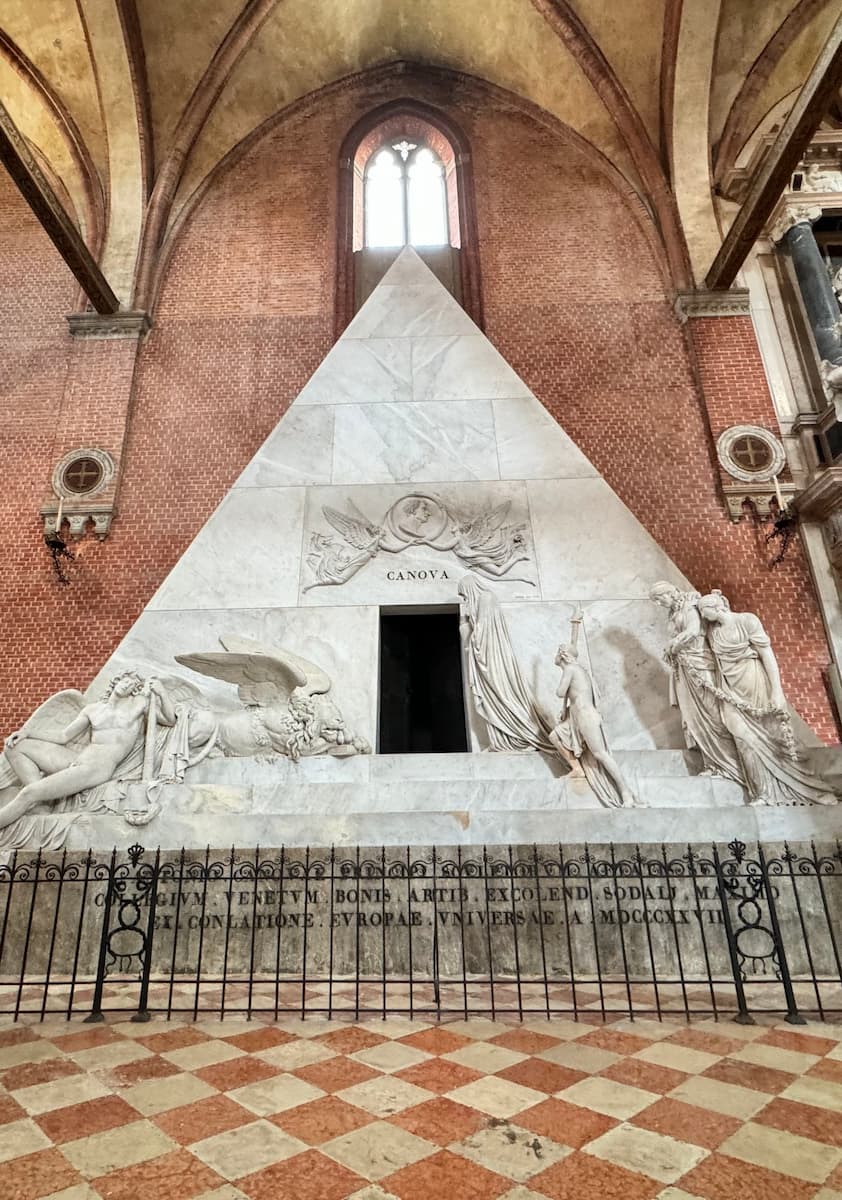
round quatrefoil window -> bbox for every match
[716,425,785,484]
[52,448,114,499]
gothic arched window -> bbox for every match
[364,141,449,248]
[337,105,482,331]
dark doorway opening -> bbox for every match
[378,611,468,753]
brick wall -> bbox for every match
[0,71,836,741]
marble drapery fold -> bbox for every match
[649,583,743,782]
[697,593,836,807]
[457,575,554,753]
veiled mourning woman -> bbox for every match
[697,591,836,806]
[649,582,742,782]
[457,575,554,752]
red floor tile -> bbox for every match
[0,1056,82,1091]
[153,1093,256,1144]
[489,1028,561,1055]
[677,1151,816,1200]
[701,1057,796,1095]
[270,1095,375,1143]
[515,1097,617,1148]
[395,1056,482,1093]
[36,1094,141,1144]
[50,1026,120,1052]
[630,1096,741,1149]
[751,1094,842,1146]
[530,1150,662,1200]
[316,1026,388,1054]
[194,1054,277,1091]
[222,1026,297,1052]
[91,1147,223,1200]
[399,1026,472,1055]
[0,1147,80,1200]
[111,1053,183,1084]
[496,1057,585,1094]
[293,1054,379,1092]
[663,1027,744,1057]
[807,1055,842,1084]
[238,1148,366,1200]
[755,1028,837,1056]
[0,1026,38,1048]
[137,1026,211,1053]
[382,1148,510,1199]
[578,1027,654,1055]
[389,1096,489,1144]
[599,1055,688,1094]
[0,1091,27,1125]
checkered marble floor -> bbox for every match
[2,1013,842,1199]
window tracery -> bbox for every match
[364,141,448,249]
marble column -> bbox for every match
[774,205,842,366]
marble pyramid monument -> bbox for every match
[2,247,839,851]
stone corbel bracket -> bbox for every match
[674,289,751,320]
[723,482,798,521]
[41,502,114,540]
[66,311,151,340]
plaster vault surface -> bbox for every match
[36,248,840,848]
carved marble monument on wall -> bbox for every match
[2,248,840,853]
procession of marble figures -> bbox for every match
[0,573,836,850]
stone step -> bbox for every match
[187,749,710,790]
[57,801,842,852]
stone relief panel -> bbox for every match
[88,605,379,748]
[300,482,540,605]
[0,617,375,850]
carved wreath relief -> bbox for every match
[305,492,535,590]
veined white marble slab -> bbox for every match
[55,796,842,851]
[527,477,690,601]
[146,487,305,612]
[235,405,334,487]
[582,599,686,750]
[493,397,596,480]
[343,284,478,339]
[296,339,412,406]
[411,335,531,402]
[331,401,499,484]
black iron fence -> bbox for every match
[1,839,841,1025]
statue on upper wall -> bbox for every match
[0,637,370,846]
[802,161,842,193]
[650,583,837,806]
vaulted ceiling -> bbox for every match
[1,0,840,305]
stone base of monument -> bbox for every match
[15,748,842,852]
